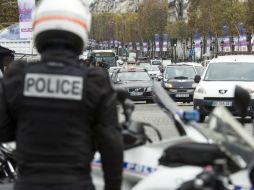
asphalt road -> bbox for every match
[118,101,195,141]
[120,101,254,140]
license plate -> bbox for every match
[130,92,143,96]
[176,94,189,97]
[212,101,232,107]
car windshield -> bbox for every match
[139,63,150,68]
[116,72,151,81]
[204,62,254,81]
[165,66,196,79]
[146,65,159,71]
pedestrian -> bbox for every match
[0,0,123,190]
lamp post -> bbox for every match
[183,42,186,61]
[220,40,224,54]
[174,43,177,63]
[211,40,215,58]
[192,41,195,62]
[230,37,235,53]
[200,40,203,62]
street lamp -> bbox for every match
[174,43,177,63]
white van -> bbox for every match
[193,55,254,122]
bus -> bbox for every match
[91,50,117,68]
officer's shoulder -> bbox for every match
[4,60,28,78]
[87,67,109,80]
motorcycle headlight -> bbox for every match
[146,86,153,92]
[195,85,206,94]
[165,83,173,88]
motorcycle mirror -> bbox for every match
[234,85,250,125]
[122,121,146,149]
[115,88,135,122]
[124,99,135,122]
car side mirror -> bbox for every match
[194,75,201,83]
[234,85,250,124]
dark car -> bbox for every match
[112,68,153,103]
[162,64,202,103]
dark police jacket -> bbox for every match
[0,49,123,190]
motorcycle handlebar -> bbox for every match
[140,122,162,141]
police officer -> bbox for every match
[0,0,123,190]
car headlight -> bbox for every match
[165,83,173,88]
[146,86,153,92]
[195,85,206,94]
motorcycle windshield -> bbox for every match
[197,106,254,169]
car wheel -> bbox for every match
[146,100,154,104]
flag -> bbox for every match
[143,42,148,52]
[193,32,201,59]
[252,34,254,52]
[162,34,169,52]
[18,0,35,39]
[237,23,248,52]
[222,25,230,52]
[136,42,140,51]
[155,33,160,52]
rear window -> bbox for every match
[151,61,161,65]
[116,71,151,81]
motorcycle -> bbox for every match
[92,83,211,190]
[131,85,254,190]
[1,84,253,190]
[0,82,204,190]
